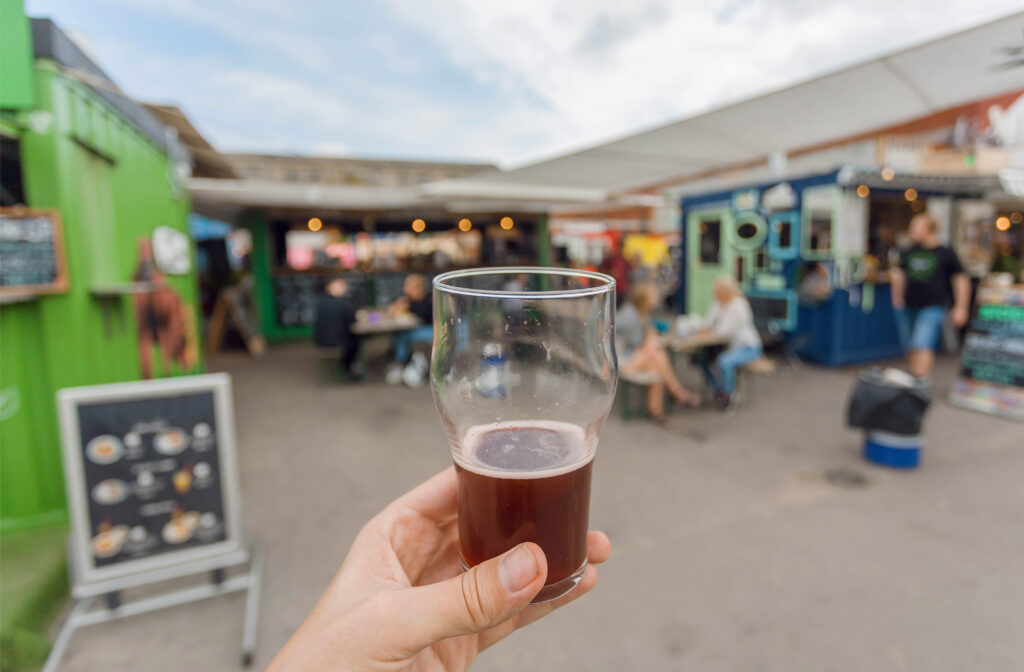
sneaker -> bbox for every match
[385,363,404,385]
[713,391,730,410]
[403,352,429,388]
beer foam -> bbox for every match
[455,420,594,479]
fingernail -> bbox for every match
[498,544,538,594]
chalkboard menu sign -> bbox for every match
[59,375,246,593]
[949,285,1024,422]
[273,273,370,327]
[273,274,318,327]
[0,207,68,295]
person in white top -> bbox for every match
[698,276,763,409]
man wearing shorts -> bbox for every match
[890,213,970,379]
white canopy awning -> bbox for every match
[188,177,604,218]
[439,11,1024,197]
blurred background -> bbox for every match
[2,0,1023,670]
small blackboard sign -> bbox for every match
[959,294,1024,387]
[949,285,1024,421]
[273,274,317,327]
[746,290,796,331]
[0,207,69,296]
[58,374,246,595]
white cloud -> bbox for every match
[54,0,1024,166]
[387,0,1024,165]
[104,0,335,75]
[85,38,561,163]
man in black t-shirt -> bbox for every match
[890,213,970,379]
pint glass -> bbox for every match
[431,267,617,602]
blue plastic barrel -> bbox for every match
[863,430,921,469]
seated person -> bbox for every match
[797,262,833,305]
[314,278,358,378]
[617,283,699,424]
[699,276,763,410]
[388,274,434,385]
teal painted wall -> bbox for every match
[0,61,201,531]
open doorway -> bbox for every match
[1,136,26,206]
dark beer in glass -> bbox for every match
[432,268,616,602]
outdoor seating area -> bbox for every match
[3,4,1023,670]
[42,346,1024,671]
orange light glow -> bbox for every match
[880,167,895,181]
[856,185,870,198]
[307,217,323,232]
[458,218,472,232]
[411,218,426,233]
[904,188,918,202]
[499,216,514,230]
[995,216,1011,231]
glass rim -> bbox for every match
[433,266,616,299]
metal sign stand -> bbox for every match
[44,542,263,671]
[48,374,264,670]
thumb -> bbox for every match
[391,543,547,652]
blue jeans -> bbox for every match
[895,306,945,352]
[394,325,434,363]
[702,345,762,395]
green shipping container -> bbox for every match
[0,13,203,532]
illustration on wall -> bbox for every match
[132,237,198,378]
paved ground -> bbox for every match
[54,344,1024,671]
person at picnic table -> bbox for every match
[697,275,763,410]
[387,274,434,385]
[617,283,699,424]
[314,278,359,379]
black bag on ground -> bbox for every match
[846,368,931,436]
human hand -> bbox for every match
[390,297,410,315]
[951,305,969,328]
[267,468,611,672]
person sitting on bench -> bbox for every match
[698,276,763,410]
[314,278,359,379]
[618,283,699,424]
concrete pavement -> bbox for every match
[53,345,1024,671]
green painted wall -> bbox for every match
[0,60,201,531]
[0,0,35,109]
[536,213,550,267]
[241,210,311,342]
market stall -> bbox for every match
[680,168,1023,367]
[240,211,541,342]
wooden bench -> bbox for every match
[619,370,666,421]
[315,346,363,384]
[735,356,776,407]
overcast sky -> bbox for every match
[24,0,1024,167]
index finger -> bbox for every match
[390,466,457,523]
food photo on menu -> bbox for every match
[76,394,228,565]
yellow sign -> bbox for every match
[622,234,669,266]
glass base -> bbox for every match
[459,557,586,604]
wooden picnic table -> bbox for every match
[661,330,729,353]
[350,310,421,335]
